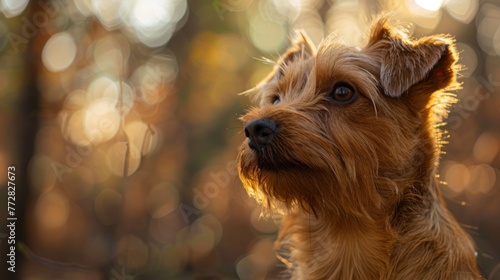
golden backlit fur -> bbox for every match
[237,17,481,279]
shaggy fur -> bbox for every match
[237,17,481,279]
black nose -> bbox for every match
[244,118,277,150]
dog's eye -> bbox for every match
[330,83,356,104]
[271,95,281,105]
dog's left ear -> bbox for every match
[366,19,458,98]
[272,31,316,79]
[250,32,316,103]
[280,31,316,64]
[255,31,315,88]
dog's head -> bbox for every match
[237,17,459,219]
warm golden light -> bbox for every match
[1,0,28,17]
[473,132,499,164]
[445,0,478,24]
[105,142,141,176]
[249,14,286,53]
[414,0,443,12]
[4,0,499,278]
[35,190,70,229]
[42,33,77,72]
[443,161,470,194]
[147,183,179,218]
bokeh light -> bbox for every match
[2,0,500,279]
[476,3,500,56]
[35,190,70,230]
[92,0,122,30]
[457,42,478,78]
[92,34,130,75]
[236,238,276,280]
[0,0,28,17]
[84,99,120,143]
[406,0,442,30]
[443,161,470,194]
[445,0,478,24]
[105,141,141,176]
[248,14,287,53]
[147,183,179,218]
[126,0,187,47]
[474,132,499,164]
[414,0,443,12]
[42,32,77,72]
[326,0,366,46]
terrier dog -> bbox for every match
[237,17,481,279]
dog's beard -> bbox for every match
[237,137,347,217]
[242,140,312,172]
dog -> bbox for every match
[237,17,481,279]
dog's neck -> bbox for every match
[277,177,451,280]
[279,209,392,279]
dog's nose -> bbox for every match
[244,118,277,150]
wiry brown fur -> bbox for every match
[237,17,481,279]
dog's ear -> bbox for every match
[281,31,316,64]
[255,31,315,89]
[366,18,458,98]
[272,31,316,79]
[248,32,315,103]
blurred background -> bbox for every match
[0,0,499,279]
